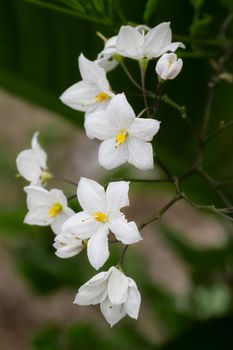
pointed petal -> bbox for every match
[84,110,117,140]
[24,186,53,209]
[106,94,135,129]
[79,53,110,90]
[98,138,128,170]
[77,177,106,213]
[50,189,69,208]
[144,22,172,58]
[31,132,47,169]
[128,118,160,141]
[74,269,112,305]
[62,211,98,239]
[16,150,42,182]
[87,226,109,270]
[106,181,129,215]
[100,297,127,327]
[24,207,51,226]
[128,138,154,170]
[109,217,142,244]
[108,268,129,304]
[124,279,141,319]
[60,81,100,112]
[164,41,186,53]
[51,209,74,235]
[116,26,144,59]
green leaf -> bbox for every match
[190,13,213,37]
[143,0,160,24]
[93,0,104,13]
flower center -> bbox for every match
[95,92,110,103]
[93,211,108,223]
[48,203,63,217]
[115,129,128,147]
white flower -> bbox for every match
[95,36,118,72]
[54,232,83,258]
[60,53,114,113]
[16,132,51,186]
[156,53,183,80]
[74,266,141,327]
[85,93,160,170]
[24,186,74,235]
[116,22,185,60]
[62,177,142,270]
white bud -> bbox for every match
[155,53,183,80]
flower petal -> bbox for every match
[128,138,154,170]
[144,22,172,58]
[98,138,128,170]
[24,207,52,226]
[54,234,83,258]
[62,211,98,239]
[16,150,42,182]
[106,181,129,216]
[51,209,74,235]
[77,177,106,213]
[78,53,110,91]
[108,268,129,304]
[128,118,160,141]
[60,81,100,112]
[24,186,53,209]
[74,270,111,305]
[116,26,144,59]
[31,132,47,169]
[100,297,126,327]
[124,278,141,319]
[84,110,117,140]
[164,41,186,53]
[109,217,142,244]
[106,94,135,129]
[87,225,109,270]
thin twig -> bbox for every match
[203,120,233,144]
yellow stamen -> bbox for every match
[168,60,173,69]
[93,211,108,223]
[115,130,128,147]
[48,203,63,217]
[40,170,53,183]
[95,92,110,103]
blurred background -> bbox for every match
[1,0,233,349]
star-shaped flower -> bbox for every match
[60,53,114,113]
[85,93,160,170]
[61,177,142,270]
[24,186,74,235]
[116,22,185,60]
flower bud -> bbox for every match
[155,53,183,80]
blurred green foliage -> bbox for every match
[1,0,233,349]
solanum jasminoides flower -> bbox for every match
[54,232,84,258]
[60,53,114,113]
[116,22,185,60]
[156,53,183,80]
[85,93,160,170]
[95,35,119,72]
[16,132,52,186]
[61,177,142,270]
[24,186,74,235]
[74,266,141,327]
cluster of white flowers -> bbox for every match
[16,22,184,326]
